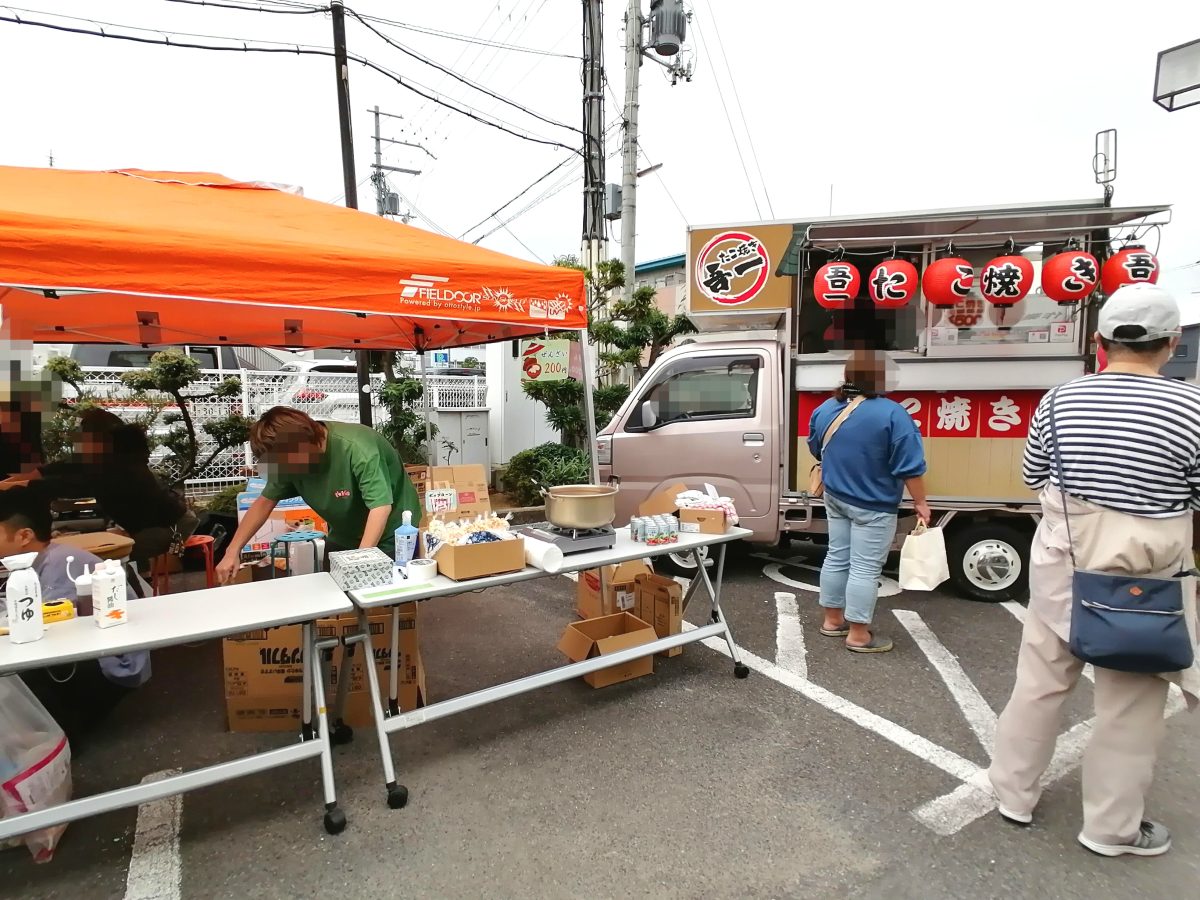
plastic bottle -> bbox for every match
[92,559,128,628]
[66,555,93,614]
[2,552,45,644]
[393,510,419,567]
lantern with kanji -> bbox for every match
[922,257,974,308]
[1041,250,1099,303]
[868,259,918,309]
[813,261,860,309]
[1101,245,1159,294]
[980,254,1034,307]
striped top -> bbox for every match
[1023,373,1200,518]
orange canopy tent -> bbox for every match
[0,167,587,351]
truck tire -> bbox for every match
[946,522,1030,603]
[654,545,711,578]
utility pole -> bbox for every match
[330,0,373,428]
[617,1,691,303]
[369,105,427,223]
[581,0,607,285]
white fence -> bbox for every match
[70,368,488,496]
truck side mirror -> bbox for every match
[640,400,659,429]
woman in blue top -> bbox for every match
[808,350,930,653]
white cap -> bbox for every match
[1098,283,1181,343]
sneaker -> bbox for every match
[1078,820,1171,858]
[998,805,1032,826]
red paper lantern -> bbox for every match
[1101,245,1159,294]
[868,259,918,308]
[1041,251,1099,303]
[980,254,1034,307]
[813,261,860,309]
[922,257,974,308]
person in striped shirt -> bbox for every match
[989,283,1200,858]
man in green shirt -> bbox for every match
[215,407,420,584]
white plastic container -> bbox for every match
[91,559,128,628]
[2,552,44,644]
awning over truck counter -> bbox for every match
[775,201,1171,277]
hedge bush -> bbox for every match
[504,443,591,507]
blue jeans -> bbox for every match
[820,494,898,625]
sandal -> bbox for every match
[846,633,894,653]
[819,622,851,637]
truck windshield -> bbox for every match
[631,357,759,428]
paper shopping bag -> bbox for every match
[898,524,949,592]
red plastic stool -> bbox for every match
[184,534,216,589]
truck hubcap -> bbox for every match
[962,539,1021,592]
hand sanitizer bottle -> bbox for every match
[3,552,44,644]
[394,510,419,567]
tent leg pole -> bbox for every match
[579,328,600,484]
[356,349,373,427]
[421,353,434,467]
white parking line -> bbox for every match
[892,609,997,752]
[773,592,807,679]
[124,769,182,900]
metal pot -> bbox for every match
[542,484,619,530]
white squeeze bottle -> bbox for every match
[92,559,128,628]
[3,552,45,644]
[394,510,419,566]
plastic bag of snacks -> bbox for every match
[424,514,515,557]
[0,675,73,862]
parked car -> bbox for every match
[278,360,361,418]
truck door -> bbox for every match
[605,351,778,535]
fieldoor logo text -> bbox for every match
[400,274,450,298]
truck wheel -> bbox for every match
[946,523,1030,602]
[655,545,710,578]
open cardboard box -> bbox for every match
[634,573,684,658]
[421,464,525,581]
[557,611,657,688]
[636,482,728,535]
[577,560,652,619]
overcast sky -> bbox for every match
[2,1,1198,315]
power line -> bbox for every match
[701,0,773,218]
[351,9,579,60]
[163,0,329,14]
[0,10,582,155]
[344,7,578,137]
[458,156,576,239]
[691,12,761,219]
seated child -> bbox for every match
[0,486,150,750]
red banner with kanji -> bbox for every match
[798,390,1045,438]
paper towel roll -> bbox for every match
[524,535,563,573]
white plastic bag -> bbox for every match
[0,675,73,862]
[898,524,950,592]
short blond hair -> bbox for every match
[250,407,323,459]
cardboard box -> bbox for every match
[557,612,657,688]
[577,560,653,619]
[222,604,424,732]
[421,463,525,581]
[679,508,727,535]
[634,573,684,658]
[637,482,689,517]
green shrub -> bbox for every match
[504,443,591,507]
[205,481,246,516]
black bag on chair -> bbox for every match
[1047,389,1195,673]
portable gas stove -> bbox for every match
[515,523,617,554]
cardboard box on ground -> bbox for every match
[557,612,658,688]
[222,603,425,733]
[420,464,525,581]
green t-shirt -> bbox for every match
[261,421,419,555]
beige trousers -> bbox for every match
[989,488,1198,844]
[989,610,1169,844]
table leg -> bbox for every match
[695,544,748,678]
[301,623,314,741]
[328,636,355,746]
[307,623,346,835]
[388,605,400,716]
[354,608,407,810]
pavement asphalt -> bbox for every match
[3,542,1199,899]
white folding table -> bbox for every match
[0,573,356,840]
[343,526,751,810]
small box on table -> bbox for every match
[328,548,393,591]
[679,508,727,535]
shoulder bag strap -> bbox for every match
[820,396,863,456]
[1045,387,1079,569]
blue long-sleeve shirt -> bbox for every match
[808,396,927,512]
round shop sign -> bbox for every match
[696,231,771,306]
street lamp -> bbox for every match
[1154,37,1200,111]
